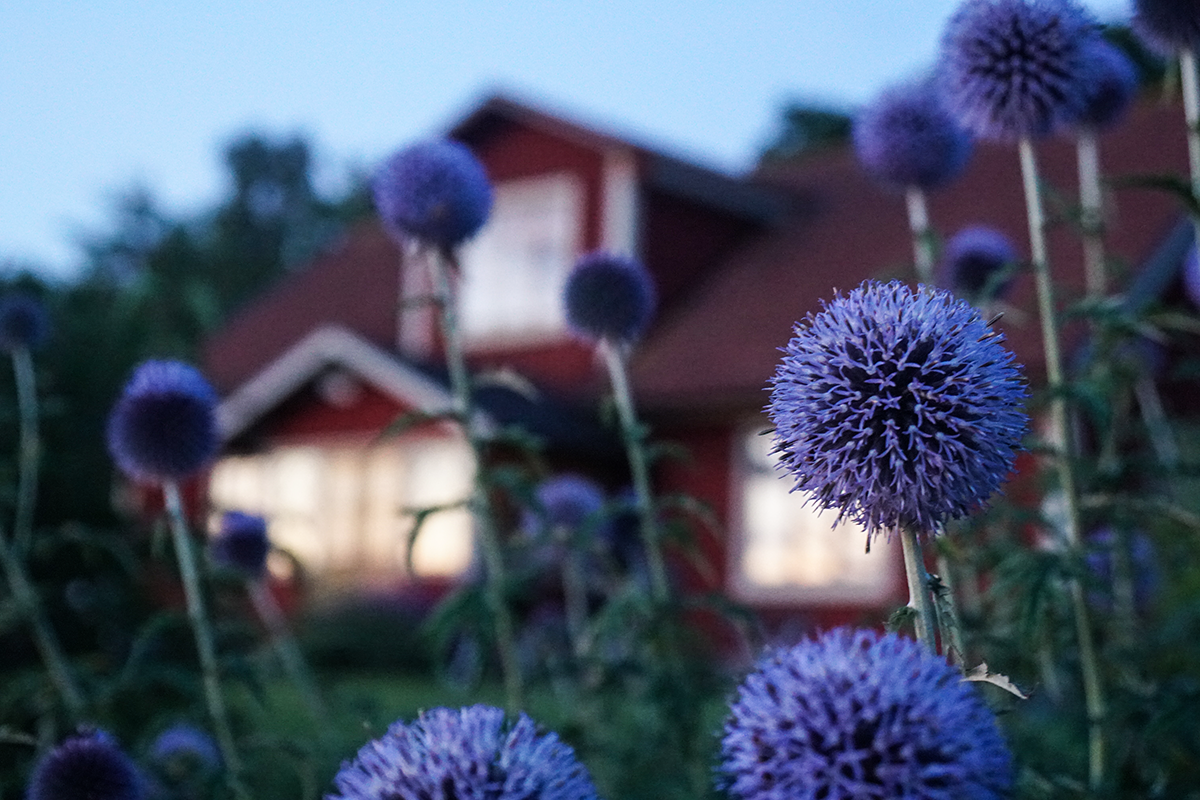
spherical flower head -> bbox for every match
[27,730,142,800]
[149,724,221,781]
[373,140,492,248]
[0,291,49,352]
[1070,38,1139,130]
[564,251,657,344]
[940,0,1098,141]
[768,281,1028,535]
[107,360,219,483]
[210,511,270,578]
[940,224,1019,301]
[1133,0,1200,54]
[853,81,973,191]
[1086,528,1160,612]
[1184,245,1200,309]
[535,474,606,530]
[720,628,1012,800]
[328,705,600,800]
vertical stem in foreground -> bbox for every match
[248,580,326,726]
[905,187,936,286]
[1076,129,1107,300]
[899,527,937,651]
[163,482,247,798]
[12,347,40,554]
[1180,49,1200,253]
[600,340,670,603]
[1018,136,1106,790]
[429,248,523,712]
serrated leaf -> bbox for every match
[965,662,1030,700]
[1108,173,1200,216]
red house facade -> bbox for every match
[202,92,1193,626]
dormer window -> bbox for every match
[458,172,583,345]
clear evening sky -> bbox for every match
[1,1,1129,277]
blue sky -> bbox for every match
[1,1,1129,277]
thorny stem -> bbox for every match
[899,527,937,652]
[601,339,670,603]
[1180,49,1200,255]
[905,186,936,286]
[248,579,327,727]
[1018,136,1107,791]
[428,246,524,712]
[163,481,248,800]
[12,347,40,555]
[1076,128,1108,300]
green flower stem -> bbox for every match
[429,247,524,712]
[1018,136,1106,790]
[1076,128,1107,299]
[247,579,327,727]
[0,532,85,717]
[559,537,590,658]
[933,552,967,667]
[905,186,936,285]
[600,339,670,603]
[162,481,247,799]
[899,526,937,651]
[12,347,40,555]
[1180,48,1200,252]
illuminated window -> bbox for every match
[209,434,474,583]
[729,424,899,605]
[458,172,583,344]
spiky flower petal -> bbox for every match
[27,731,142,800]
[854,80,973,190]
[328,705,599,800]
[564,252,657,344]
[210,511,271,579]
[940,225,1019,302]
[1133,0,1200,54]
[940,0,1097,141]
[768,281,1028,536]
[0,292,49,351]
[1070,38,1139,129]
[373,140,492,248]
[107,360,219,483]
[721,628,1012,800]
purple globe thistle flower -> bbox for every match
[1184,244,1200,308]
[1086,528,1160,612]
[27,730,142,800]
[0,292,49,351]
[373,140,492,248]
[721,628,1012,800]
[210,511,270,579]
[106,360,219,483]
[534,474,606,531]
[564,251,657,344]
[1069,38,1140,130]
[853,80,973,191]
[328,705,599,800]
[940,224,1019,301]
[150,724,221,772]
[768,281,1028,536]
[1133,0,1200,54]
[940,0,1098,141]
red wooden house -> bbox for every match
[201,91,1194,626]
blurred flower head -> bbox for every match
[720,628,1012,800]
[853,80,973,191]
[1086,527,1160,613]
[768,281,1028,535]
[940,0,1097,141]
[1070,38,1139,130]
[940,224,1019,302]
[27,730,142,800]
[564,251,657,344]
[533,474,606,531]
[0,291,49,352]
[328,705,599,800]
[373,140,492,248]
[1183,245,1200,308]
[107,360,219,484]
[210,511,270,579]
[1133,0,1200,54]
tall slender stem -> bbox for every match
[1018,136,1106,790]
[163,481,247,798]
[600,340,670,603]
[905,186,936,285]
[934,552,967,666]
[0,532,85,717]
[428,248,524,711]
[12,347,40,555]
[248,580,326,726]
[1076,128,1107,299]
[899,526,937,651]
[1180,49,1200,252]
